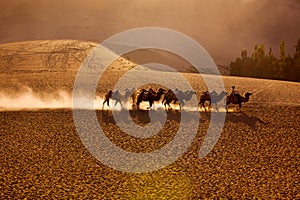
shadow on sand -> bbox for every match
[225,112,268,128]
[97,109,194,125]
[98,109,268,130]
[98,109,172,124]
[199,111,268,129]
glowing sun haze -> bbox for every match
[0,0,299,64]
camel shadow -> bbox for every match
[98,109,182,125]
[225,112,268,128]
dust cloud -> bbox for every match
[0,87,71,110]
[0,86,136,111]
[0,86,116,111]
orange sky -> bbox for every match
[0,0,299,64]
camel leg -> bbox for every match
[169,103,174,111]
[172,100,178,110]
[180,101,185,111]
[103,99,110,109]
[164,102,167,110]
[225,105,229,113]
[214,103,219,112]
[197,102,202,111]
[203,102,207,112]
[163,100,169,110]
[199,103,203,112]
[132,96,135,108]
[208,100,212,112]
[163,102,168,110]
[147,101,153,110]
[115,99,122,108]
[167,103,173,111]
[211,102,216,111]
[136,100,141,110]
[201,103,206,112]
[178,103,181,111]
[164,102,172,111]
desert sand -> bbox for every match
[1,104,299,199]
[0,41,300,199]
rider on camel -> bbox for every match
[230,86,240,102]
[231,86,236,96]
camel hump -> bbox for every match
[173,90,179,95]
[211,90,218,95]
[142,92,149,99]
[235,93,241,97]
[158,88,165,93]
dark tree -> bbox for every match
[230,37,300,82]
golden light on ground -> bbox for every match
[116,169,192,199]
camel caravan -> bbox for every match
[102,86,252,112]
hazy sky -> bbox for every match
[1,0,299,64]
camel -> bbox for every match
[198,91,227,112]
[102,90,122,109]
[136,88,165,110]
[121,88,135,106]
[162,89,196,110]
[226,92,252,112]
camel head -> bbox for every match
[189,90,196,94]
[245,92,252,97]
[221,91,227,95]
[244,92,252,102]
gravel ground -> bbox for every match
[1,103,299,199]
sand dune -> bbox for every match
[1,40,299,110]
[0,68,299,110]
